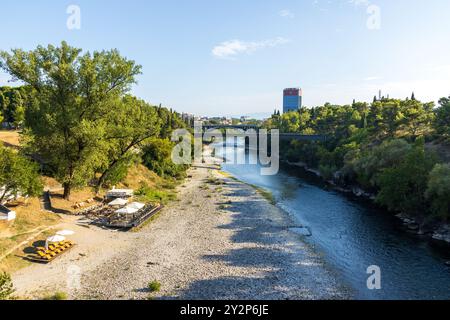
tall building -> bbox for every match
[283,88,302,113]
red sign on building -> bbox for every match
[283,88,302,96]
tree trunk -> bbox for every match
[0,190,7,204]
[63,183,71,200]
[95,171,108,195]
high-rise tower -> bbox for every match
[283,88,302,113]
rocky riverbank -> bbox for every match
[284,160,450,247]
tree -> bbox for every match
[426,163,450,220]
[400,100,434,138]
[142,138,187,179]
[280,111,300,133]
[0,91,7,124]
[375,139,437,215]
[381,101,403,137]
[434,97,450,137]
[95,95,161,191]
[0,42,141,199]
[0,146,43,203]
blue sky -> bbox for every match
[1,0,450,116]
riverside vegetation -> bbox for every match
[264,95,450,233]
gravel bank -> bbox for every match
[12,162,350,300]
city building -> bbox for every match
[283,88,302,113]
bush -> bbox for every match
[147,280,161,293]
[319,164,338,181]
[43,291,68,300]
[0,272,15,300]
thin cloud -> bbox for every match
[364,76,382,81]
[279,9,295,18]
[212,37,290,60]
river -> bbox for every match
[215,142,450,300]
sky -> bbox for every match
[1,0,450,117]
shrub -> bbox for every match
[0,272,15,300]
[43,291,68,300]
[147,280,161,293]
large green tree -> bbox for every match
[0,42,141,199]
[95,95,161,191]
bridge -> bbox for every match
[200,124,327,142]
[202,124,259,131]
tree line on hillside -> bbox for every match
[0,42,188,202]
[264,95,450,222]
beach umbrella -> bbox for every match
[127,202,145,210]
[115,207,139,215]
[56,230,75,236]
[46,235,66,250]
[108,198,128,207]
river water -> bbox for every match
[215,142,450,300]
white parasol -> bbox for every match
[46,235,66,250]
[115,207,139,215]
[127,202,145,210]
[56,230,75,236]
[108,198,128,207]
